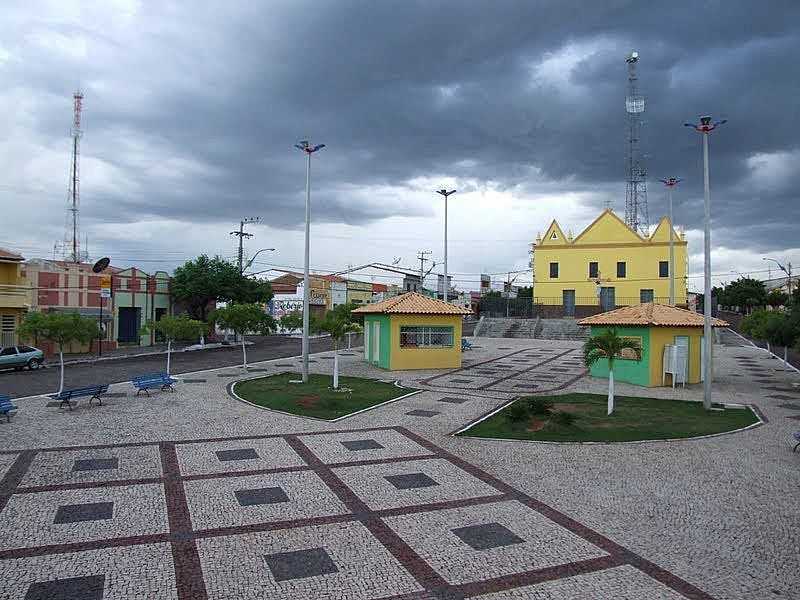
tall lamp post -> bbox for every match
[436,189,456,302]
[295,140,325,383]
[659,177,681,305]
[685,116,726,410]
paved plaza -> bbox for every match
[1,335,799,599]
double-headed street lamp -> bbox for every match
[436,189,456,302]
[685,116,726,410]
[763,257,794,297]
[295,140,326,383]
[658,177,681,306]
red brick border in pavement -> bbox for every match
[0,426,716,600]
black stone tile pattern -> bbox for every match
[264,547,339,582]
[217,373,239,377]
[405,409,440,417]
[216,448,259,462]
[25,575,105,600]
[771,395,800,401]
[72,458,119,472]
[449,379,473,384]
[341,439,384,451]
[384,472,439,490]
[451,522,525,551]
[438,397,469,404]
[777,403,800,410]
[182,379,207,383]
[235,486,290,506]
[54,502,114,524]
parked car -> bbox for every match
[0,345,44,371]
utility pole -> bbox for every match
[417,250,432,293]
[230,217,260,273]
[659,178,681,305]
[763,258,793,298]
[685,115,726,411]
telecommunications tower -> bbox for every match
[64,90,86,263]
[624,51,649,236]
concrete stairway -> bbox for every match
[474,317,538,338]
[536,318,590,341]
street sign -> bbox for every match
[100,274,112,290]
[100,288,111,299]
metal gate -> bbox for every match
[118,307,141,343]
[562,290,576,317]
[600,287,616,312]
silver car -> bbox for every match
[0,345,44,371]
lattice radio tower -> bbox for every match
[63,90,87,263]
[624,51,649,236]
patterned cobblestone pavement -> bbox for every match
[0,337,798,599]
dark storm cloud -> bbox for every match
[4,0,800,250]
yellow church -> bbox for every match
[532,209,687,317]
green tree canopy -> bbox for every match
[148,315,208,342]
[720,277,767,313]
[766,289,789,308]
[171,255,274,321]
[212,303,276,370]
[18,312,101,394]
[278,311,303,333]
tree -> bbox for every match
[583,329,642,415]
[212,303,276,370]
[766,289,789,309]
[142,315,207,376]
[18,312,100,395]
[278,311,303,333]
[171,255,274,322]
[722,277,767,314]
[313,303,362,389]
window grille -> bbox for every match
[399,326,454,348]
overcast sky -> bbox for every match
[2,0,799,292]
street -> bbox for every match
[0,335,358,399]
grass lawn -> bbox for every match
[233,372,414,420]
[460,393,759,442]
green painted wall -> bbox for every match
[589,325,650,386]
[364,315,391,369]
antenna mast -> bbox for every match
[624,52,649,236]
[65,90,85,262]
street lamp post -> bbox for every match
[763,257,794,298]
[436,189,456,302]
[295,140,326,383]
[242,248,276,273]
[685,116,726,410]
[659,178,682,306]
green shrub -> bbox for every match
[529,398,554,415]
[551,411,577,426]
[741,309,770,338]
[505,401,531,423]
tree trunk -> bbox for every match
[166,339,172,376]
[607,367,615,416]
[333,341,339,389]
[58,348,65,395]
[241,334,247,370]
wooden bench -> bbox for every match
[461,338,473,351]
[0,394,17,422]
[50,385,109,410]
[794,431,800,453]
[132,373,177,397]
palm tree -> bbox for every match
[583,328,642,415]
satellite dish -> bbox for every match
[92,257,110,273]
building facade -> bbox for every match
[0,248,30,347]
[532,210,688,317]
[346,279,373,305]
[24,259,172,354]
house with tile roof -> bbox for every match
[578,303,728,387]
[352,292,472,370]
